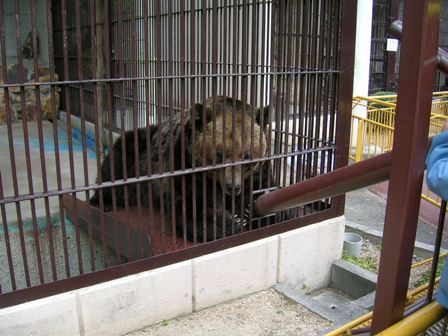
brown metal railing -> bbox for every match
[255,152,392,216]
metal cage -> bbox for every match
[0,0,356,307]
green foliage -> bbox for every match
[342,251,379,274]
[370,91,397,97]
[415,260,445,288]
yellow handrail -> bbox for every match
[351,92,448,208]
[376,302,446,336]
[353,95,397,108]
[326,255,446,335]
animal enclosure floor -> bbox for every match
[0,120,97,222]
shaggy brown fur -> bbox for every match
[91,96,271,242]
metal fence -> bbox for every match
[0,0,356,307]
[350,92,448,208]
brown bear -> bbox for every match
[90,96,271,242]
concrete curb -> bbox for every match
[275,259,377,330]
[345,220,446,259]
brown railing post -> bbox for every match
[332,0,359,216]
[371,1,441,333]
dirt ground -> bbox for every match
[126,288,333,336]
[125,235,435,336]
[126,236,436,336]
[353,235,433,290]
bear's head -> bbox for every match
[189,96,269,196]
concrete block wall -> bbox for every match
[0,216,345,336]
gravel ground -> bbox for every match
[126,289,333,336]
[354,235,431,290]
[124,236,434,336]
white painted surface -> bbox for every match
[0,217,345,336]
[192,236,278,310]
[78,262,192,336]
[386,38,399,52]
[0,292,80,336]
[277,217,345,291]
[352,0,374,146]
[353,0,374,104]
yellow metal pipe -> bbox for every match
[421,194,444,208]
[352,114,395,130]
[355,120,364,162]
[376,302,447,336]
[325,312,372,336]
[351,93,448,209]
[325,278,441,335]
[354,95,397,108]
[411,253,448,269]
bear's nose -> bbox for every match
[226,183,241,195]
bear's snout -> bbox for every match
[226,183,241,196]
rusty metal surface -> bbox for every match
[371,1,441,333]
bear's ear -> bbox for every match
[188,103,213,130]
[256,105,270,127]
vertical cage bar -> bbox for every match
[200,0,207,242]
[155,0,167,252]
[87,0,100,271]
[167,0,177,250]
[211,0,218,240]
[46,0,73,278]
[143,0,155,251]
[116,0,133,259]
[61,0,84,275]
[104,0,119,266]
[0,171,16,291]
[220,0,228,237]
[426,200,447,302]
[74,0,91,273]
[29,0,59,281]
[129,0,145,258]
[332,0,356,213]
[179,0,187,246]
[190,0,198,244]
[0,0,23,290]
[14,0,46,284]
[46,0,71,280]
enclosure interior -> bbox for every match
[0,0,344,296]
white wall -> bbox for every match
[0,216,345,336]
[352,0,374,147]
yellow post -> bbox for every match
[355,119,364,162]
